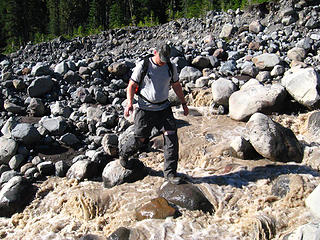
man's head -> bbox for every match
[155,44,171,63]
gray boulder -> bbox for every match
[281,67,320,109]
[158,182,214,213]
[27,76,54,97]
[179,66,202,83]
[27,98,46,117]
[39,116,68,136]
[66,159,97,181]
[31,63,51,76]
[11,123,41,145]
[305,184,320,219]
[0,137,18,164]
[0,176,35,217]
[252,53,281,70]
[246,113,303,163]
[229,83,287,121]
[284,223,320,240]
[59,133,80,146]
[102,159,147,188]
[102,133,119,157]
[211,78,238,107]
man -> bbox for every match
[120,43,189,184]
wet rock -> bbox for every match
[305,184,320,219]
[211,77,238,107]
[135,197,176,221]
[246,113,303,163]
[281,67,320,109]
[107,227,131,240]
[102,159,147,188]
[11,123,41,146]
[229,83,287,121]
[158,182,214,213]
[271,175,290,197]
[0,176,35,217]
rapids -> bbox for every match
[0,104,319,240]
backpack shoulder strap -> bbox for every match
[167,61,173,81]
[135,57,150,94]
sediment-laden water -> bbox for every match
[0,107,319,240]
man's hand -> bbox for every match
[124,104,133,117]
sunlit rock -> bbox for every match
[246,113,303,162]
[102,159,147,188]
[0,176,35,217]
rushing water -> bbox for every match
[0,106,319,240]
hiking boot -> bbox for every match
[166,175,183,185]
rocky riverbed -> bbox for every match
[1,0,320,239]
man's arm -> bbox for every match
[171,81,189,116]
[125,79,138,117]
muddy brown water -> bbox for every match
[0,106,319,240]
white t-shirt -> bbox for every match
[130,57,179,111]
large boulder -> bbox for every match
[11,123,41,146]
[211,78,238,107]
[102,159,147,188]
[305,184,320,219]
[27,76,54,97]
[229,83,287,121]
[39,116,68,136]
[66,160,98,181]
[281,67,320,109]
[246,113,303,163]
[158,182,214,214]
[0,137,18,164]
[0,176,35,217]
[252,53,281,70]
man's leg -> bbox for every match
[163,130,179,178]
[119,135,145,168]
[119,108,151,168]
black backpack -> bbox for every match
[135,57,174,105]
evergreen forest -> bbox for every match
[0,0,271,53]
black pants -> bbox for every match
[134,107,179,177]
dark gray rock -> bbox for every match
[158,182,214,214]
[0,176,35,217]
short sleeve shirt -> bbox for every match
[131,57,179,111]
